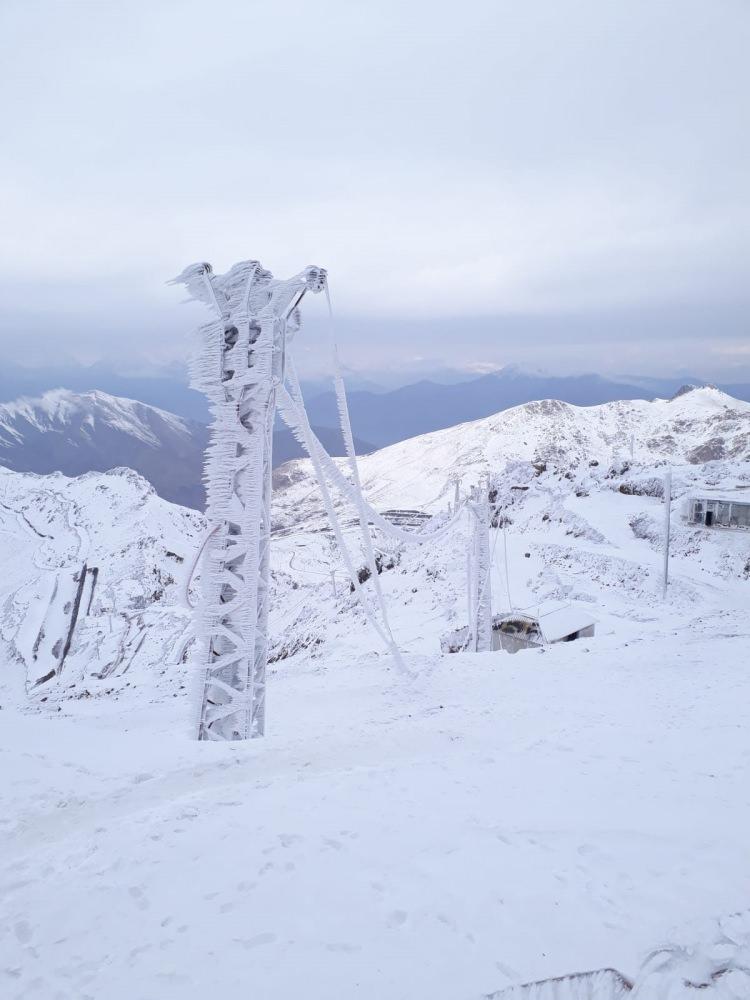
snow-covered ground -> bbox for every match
[2,624,750,998]
[1,388,749,997]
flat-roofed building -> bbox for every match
[685,489,750,529]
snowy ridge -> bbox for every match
[275,386,750,522]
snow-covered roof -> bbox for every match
[688,489,750,506]
[537,605,597,643]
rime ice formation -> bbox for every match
[172,261,326,740]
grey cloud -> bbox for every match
[0,0,748,377]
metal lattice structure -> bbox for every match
[173,260,326,740]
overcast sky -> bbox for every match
[1,0,748,379]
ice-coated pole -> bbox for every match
[662,469,672,599]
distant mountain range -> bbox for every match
[2,369,749,513]
[0,361,393,423]
[0,390,374,510]
[4,361,749,442]
[302,367,750,448]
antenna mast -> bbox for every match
[173,260,326,740]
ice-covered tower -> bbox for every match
[469,481,493,652]
[173,260,326,740]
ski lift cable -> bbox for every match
[502,516,513,610]
[180,524,220,611]
[284,379,468,545]
[284,357,400,658]
[277,383,412,676]
[282,368,467,546]
[278,390,399,659]
[277,291,476,669]
[322,282,392,651]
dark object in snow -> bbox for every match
[349,553,398,592]
[492,606,596,653]
[441,605,596,655]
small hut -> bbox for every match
[683,490,750,530]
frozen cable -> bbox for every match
[283,367,466,546]
[321,283,394,658]
[277,383,412,676]
[180,523,220,611]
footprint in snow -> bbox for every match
[128,886,149,910]
[14,921,32,944]
[387,910,408,928]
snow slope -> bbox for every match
[2,625,749,998]
[1,388,749,998]
[0,465,203,702]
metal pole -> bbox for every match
[662,469,672,599]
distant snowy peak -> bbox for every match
[0,388,376,511]
[665,384,748,411]
[0,388,191,448]
[0,388,207,509]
